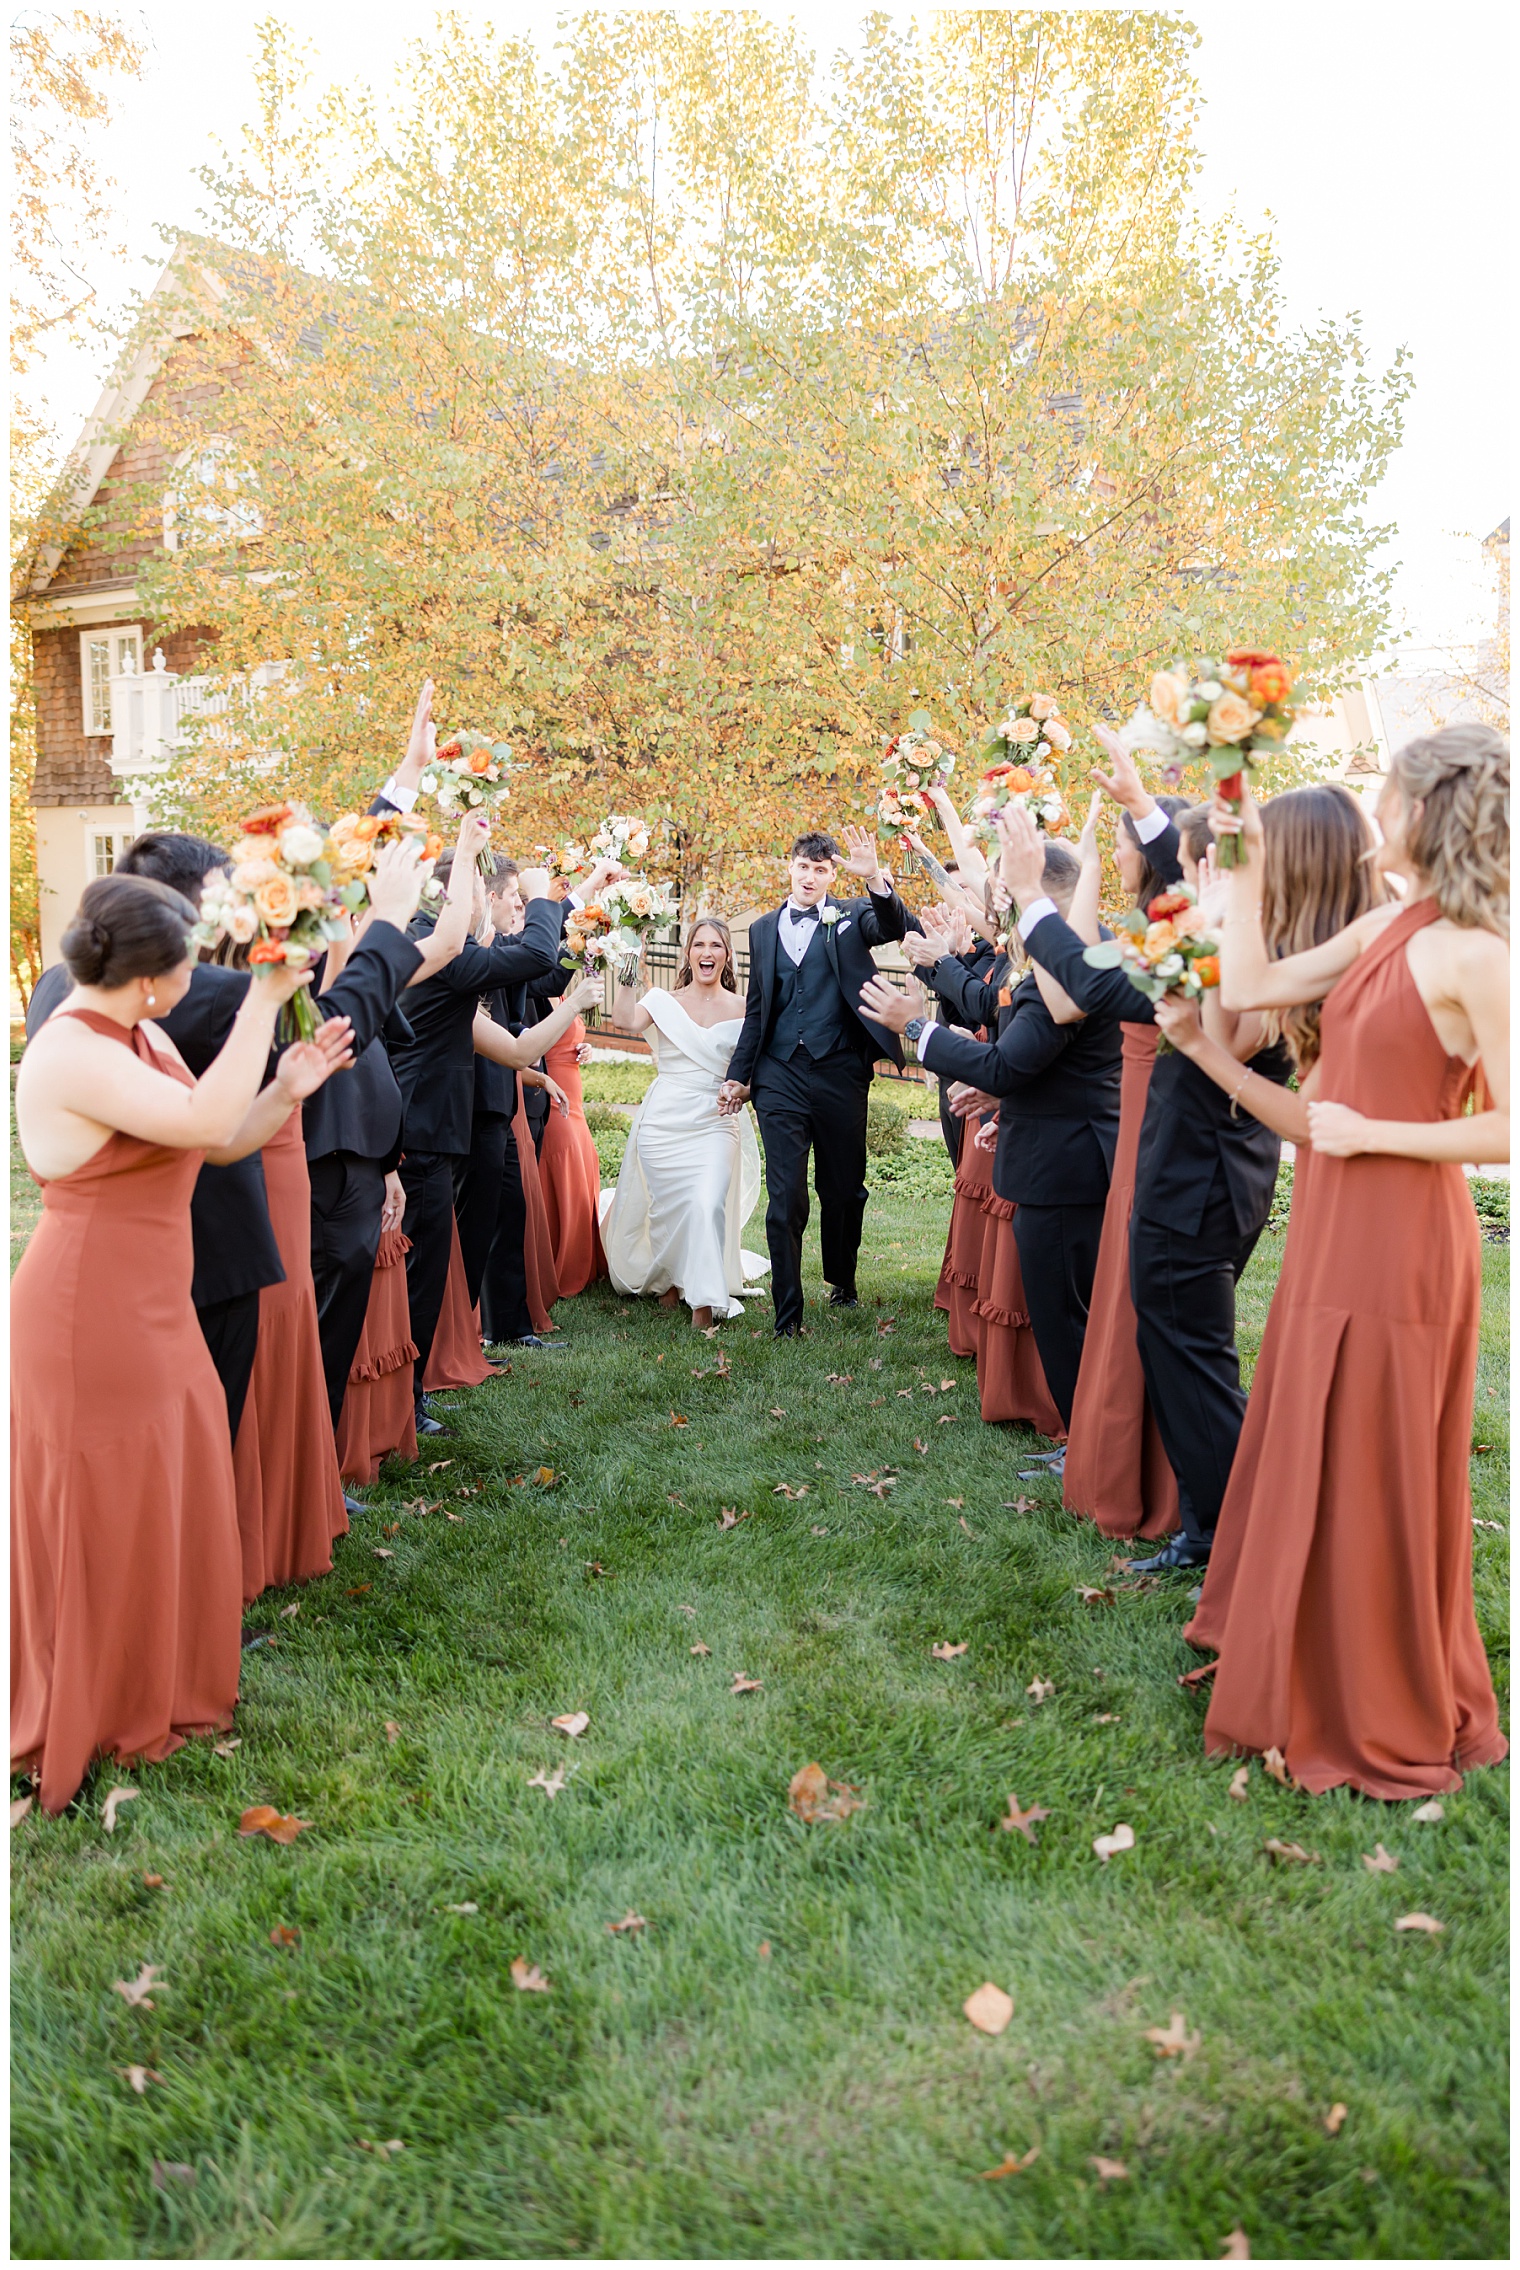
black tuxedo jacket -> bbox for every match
[927,943,1006,1032]
[726,884,909,1087]
[297,925,424,1164]
[920,969,1122,1207]
[389,897,561,1154]
[1021,908,1291,1238]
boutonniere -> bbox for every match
[820,906,840,927]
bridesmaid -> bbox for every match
[1187,727,1508,1799]
[536,1016,608,1296]
[424,1214,499,1390]
[12,877,346,1811]
[334,1185,419,1485]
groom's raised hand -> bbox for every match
[839,824,887,893]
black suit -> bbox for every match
[387,898,562,1398]
[922,942,1002,1166]
[1021,907,1292,1546]
[921,972,1122,1425]
[727,885,908,1331]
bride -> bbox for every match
[599,918,765,1328]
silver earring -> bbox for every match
[145,990,156,1007]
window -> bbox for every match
[163,435,261,552]
[88,828,132,879]
[80,628,142,736]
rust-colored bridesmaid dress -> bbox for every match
[975,1195,1064,1437]
[1187,901,1507,1799]
[939,1116,994,1360]
[425,1215,499,1391]
[334,1228,419,1483]
[11,1013,243,1812]
[1062,1025,1179,1539]
[513,1091,562,1336]
[537,1020,607,1296]
[232,1112,347,1600]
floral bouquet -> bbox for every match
[560,900,616,974]
[194,803,361,1041]
[328,808,443,886]
[417,729,523,874]
[535,840,594,885]
[965,693,1071,843]
[590,813,652,867]
[1081,884,1220,1046]
[592,875,681,982]
[877,713,956,864]
[1117,648,1299,865]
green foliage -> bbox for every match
[1470,1176,1510,1237]
[580,1060,657,1105]
[865,1091,908,1157]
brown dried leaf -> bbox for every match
[963,1981,1014,2036]
[773,1483,809,1499]
[668,1411,688,1428]
[141,1872,163,1889]
[527,1766,566,1799]
[427,1459,453,1472]
[787,1762,863,1824]
[1026,1677,1055,1706]
[112,1963,166,2010]
[932,1641,968,1661]
[677,1602,696,1614]
[269,1924,300,1947]
[914,1438,929,1454]
[811,1525,828,1535]
[238,1806,311,1844]
[730,1674,764,1694]
[355,2137,406,2157]
[944,1496,965,1508]
[1394,1912,1445,1935]
[1090,2156,1129,2182]
[1411,1799,1445,1823]
[869,1356,883,1369]
[214,1738,242,1758]
[119,2064,165,2094]
[382,1522,402,1537]
[959,1516,977,1538]
[936,1413,957,1424]
[510,1957,550,1992]
[1324,2102,1349,2136]
[533,1466,556,1486]
[668,1492,688,1506]
[717,1506,751,1530]
[372,1547,395,1560]
[767,1409,786,1419]
[1227,1766,1250,1802]
[1362,1843,1399,1873]
[101,1786,139,1834]
[877,1316,895,1335]
[1004,1496,1035,1514]
[1093,1823,1136,1865]
[1219,2227,1250,2260]
[10,1794,35,1829]
[551,1711,589,1738]
[345,1584,372,1597]
[1262,1745,1291,1784]
[978,2146,1040,2179]
[1143,2010,1200,2060]
[1076,1585,1114,1608]
[757,1939,771,1958]
[278,1602,300,1619]
[1000,1793,1050,1844]
[384,1721,400,1744]
[608,1910,647,1934]
[690,1642,711,1656]
[825,1372,853,1385]
[1263,1837,1320,1866]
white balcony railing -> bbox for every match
[108,650,287,779]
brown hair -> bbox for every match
[61,875,196,988]
[1174,801,1216,868]
[677,915,737,993]
[1389,724,1509,938]
[1260,783,1384,1068]
[1122,793,1190,911]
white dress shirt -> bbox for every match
[778,899,826,968]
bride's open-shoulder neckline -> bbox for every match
[651,986,744,1032]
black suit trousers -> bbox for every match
[308,1153,387,1428]
[453,1112,512,1310]
[1129,1177,1263,1548]
[479,1121,530,1344]
[751,1045,870,1330]
[194,1290,261,1446]
[1011,1201,1107,1432]
[399,1148,459,1403]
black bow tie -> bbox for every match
[786,903,821,924]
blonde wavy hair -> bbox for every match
[1388,723,1509,938]
[1260,784,1384,1070]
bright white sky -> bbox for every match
[29,2,1510,664]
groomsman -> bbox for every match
[862,841,1122,1430]
[901,920,1003,1166]
[719,828,908,1334]
[997,806,1290,1570]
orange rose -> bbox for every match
[242,802,294,834]
[423,832,444,861]
[1250,660,1293,705]
[1149,890,1192,919]
[1192,955,1220,988]
[436,740,462,761]
[248,940,286,964]
[355,815,383,840]
[1004,766,1035,793]
[253,873,300,926]
[1225,648,1280,670]
[467,749,491,774]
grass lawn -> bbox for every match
[10,1102,1508,2259]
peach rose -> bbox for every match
[1028,692,1059,721]
[295,877,328,911]
[1041,718,1072,751]
[231,857,280,892]
[1171,905,1209,938]
[253,873,300,926]
[1007,716,1040,744]
[1207,689,1262,746]
[1149,670,1190,728]
[334,837,373,874]
[467,749,491,774]
[226,902,259,945]
[1143,920,1178,955]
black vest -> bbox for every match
[770,924,849,1060]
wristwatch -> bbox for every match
[903,1016,926,1048]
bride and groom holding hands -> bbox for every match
[600,826,909,1333]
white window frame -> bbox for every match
[80,627,142,736]
[86,825,134,881]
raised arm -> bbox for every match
[1154,996,1312,1142]
[1215,785,1390,1011]
[471,975,602,1069]
[839,825,908,944]
[407,813,491,982]
[205,1017,356,1161]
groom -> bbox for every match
[718,826,908,1335]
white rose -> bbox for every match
[1197,680,1223,701]
[277,822,326,867]
[1181,721,1209,747]
[419,773,437,794]
[227,902,259,944]
[820,905,839,926]
[1041,719,1072,751]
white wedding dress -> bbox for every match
[599,989,767,1319]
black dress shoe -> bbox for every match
[513,1333,567,1350]
[1124,1535,1212,1574]
[827,1286,858,1308]
[342,1494,367,1519]
[774,1322,804,1338]
[241,1627,269,1651]
[415,1411,449,1437]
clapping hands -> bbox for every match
[274,1016,355,1100]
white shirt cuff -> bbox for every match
[566,888,585,910]
[916,1014,939,1056]
[380,776,419,813]
[1016,896,1057,939]
[1133,803,1169,844]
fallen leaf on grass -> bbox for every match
[1093,1823,1135,1865]
[427,1459,453,1473]
[1227,1766,1250,1802]
[877,1317,895,1336]
[668,1493,687,1508]
[533,1467,556,1486]
[527,1767,566,1799]
[979,2146,1039,2178]
[944,1496,964,1509]
[1412,1800,1445,1823]
[1004,1496,1035,1514]
[1026,1678,1055,1705]
[914,1437,929,1454]
[382,1523,401,1537]
[584,1560,608,1576]
[442,1902,479,1915]
[101,1786,139,1834]
[1262,1746,1291,1785]
[151,2160,196,2190]
[1263,1838,1320,1866]
[1143,2011,1200,2060]
[1076,1586,1114,1608]
[787,1763,863,1823]
[1362,1843,1399,1873]
[730,1674,764,1694]
[1220,2228,1250,2260]
[1092,1713,1120,1725]
[851,1471,897,1496]
[269,1925,300,1947]
[668,1412,688,1428]
[355,2137,406,2157]
[810,1525,828,1536]
[963,1981,1014,2036]
[767,1409,786,1419]
[551,1712,589,1738]
[372,1547,394,1561]
[932,1641,968,1661]
[112,1964,167,2010]
[384,1721,400,1745]
[278,1602,300,1620]
[757,1939,771,1958]
[825,1372,853,1386]
[1394,1912,1445,1935]
[959,1516,977,1538]
[1325,2102,1348,2135]
[1177,1660,1218,1689]
[1000,1794,1050,1844]
[345,1584,372,1597]
[677,1603,696,1615]
[936,1414,957,1424]
[511,1958,550,1992]
[118,2064,165,2094]
[238,1806,311,1844]
[11,1794,35,1828]
[717,1506,751,1530]
[141,1872,163,1889]
[690,1642,711,1656]
[608,1911,647,1934]
[869,1356,883,1370]
[1472,1516,1504,1531]
[1090,2156,1129,2181]
[773,1483,809,1499]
